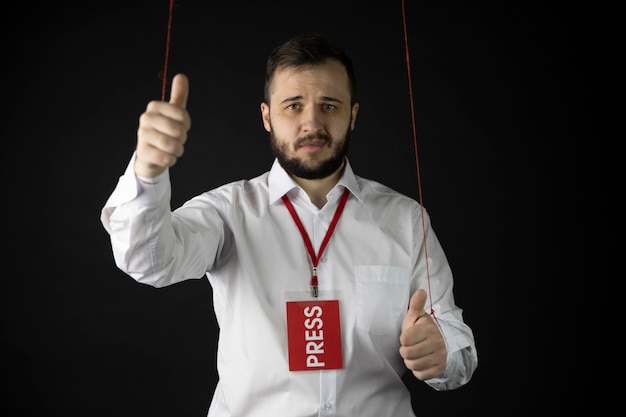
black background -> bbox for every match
[3,1,603,416]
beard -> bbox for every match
[270,127,351,180]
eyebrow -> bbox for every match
[279,95,344,105]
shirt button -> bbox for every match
[322,402,332,410]
[320,257,327,263]
[318,213,324,218]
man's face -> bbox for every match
[260,59,359,179]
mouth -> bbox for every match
[296,134,330,150]
[299,139,327,148]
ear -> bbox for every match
[350,102,359,131]
[260,102,271,132]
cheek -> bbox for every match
[269,117,298,136]
[330,120,351,139]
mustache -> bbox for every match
[294,132,331,148]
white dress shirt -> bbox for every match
[101,154,477,417]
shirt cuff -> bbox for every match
[101,152,170,224]
[424,319,477,390]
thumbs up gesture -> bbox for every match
[399,289,447,381]
[135,73,192,178]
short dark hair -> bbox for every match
[264,33,357,104]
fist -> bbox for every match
[135,73,191,178]
[399,289,447,381]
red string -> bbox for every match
[161,0,175,101]
[401,0,435,317]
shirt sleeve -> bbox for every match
[100,152,222,287]
[411,204,479,390]
[101,151,169,233]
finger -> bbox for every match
[135,139,180,178]
[138,124,186,157]
[409,289,427,316]
[402,289,428,331]
[140,109,189,141]
[169,73,189,108]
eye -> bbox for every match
[286,103,301,110]
[321,103,336,110]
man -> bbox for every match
[101,33,477,416]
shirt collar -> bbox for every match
[268,157,363,205]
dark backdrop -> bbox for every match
[3,1,602,416]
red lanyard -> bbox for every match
[282,188,350,297]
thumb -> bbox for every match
[402,289,428,331]
[169,73,189,108]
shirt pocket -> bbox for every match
[354,265,411,335]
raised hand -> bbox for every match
[399,289,447,381]
[135,73,191,178]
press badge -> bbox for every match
[285,291,343,371]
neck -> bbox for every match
[292,160,345,209]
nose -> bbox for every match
[300,106,324,133]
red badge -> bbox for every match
[286,300,343,371]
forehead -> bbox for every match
[269,59,350,101]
